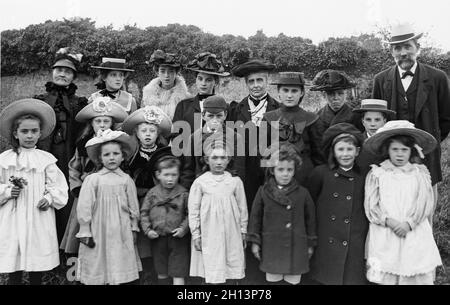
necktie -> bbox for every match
[401,70,414,79]
[249,94,266,106]
[100,89,119,99]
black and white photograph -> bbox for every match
[0,0,449,292]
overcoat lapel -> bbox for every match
[415,63,431,119]
[384,66,398,114]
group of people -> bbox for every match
[0,23,449,285]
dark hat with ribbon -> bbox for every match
[148,49,183,68]
[310,70,355,92]
[91,57,135,72]
[186,52,230,76]
[321,123,364,156]
[231,59,275,77]
[386,23,423,45]
[52,47,83,72]
[270,71,305,86]
[203,95,228,114]
[146,146,183,177]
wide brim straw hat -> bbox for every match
[0,98,56,140]
[364,120,437,155]
[121,106,172,138]
[75,96,128,123]
[270,72,306,86]
[352,99,396,118]
[86,129,138,165]
[385,23,423,45]
[186,52,230,77]
[309,69,355,91]
[231,59,276,77]
[91,57,135,72]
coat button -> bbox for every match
[333,192,339,198]
[342,241,348,246]
[328,238,334,244]
[286,223,292,229]
[334,173,339,177]
[344,218,350,224]
[331,215,336,221]
[346,195,352,200]
[286,205,291,210]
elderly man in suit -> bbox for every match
[372,23,450,220]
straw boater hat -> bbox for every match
[352,99,396,118]
[52,47,83,73]
[85,129,138,164]
[75,96,128,123]
[309,70,355,92]
[386,23,423,45]
[270,72,306,86]
[0,98,56,140]
[91,57,135,73]
[364,120,437,155]
[231,59,275,77]
[148,50,183,69]
[186,52,230,77]
[121,106,172,138]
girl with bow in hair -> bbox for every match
[363,120,442,285]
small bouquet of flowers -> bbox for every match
[9,176,28,210]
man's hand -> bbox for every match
[251,243,261,260]
[308,247,314,259]
[194,238,202,251]
[146,230,159,239]
[37,198,51,211]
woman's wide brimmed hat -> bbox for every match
[385,23,423,45]
[352,99,396,118]
[186,52,230,77]
[52,47,83,72]
[91,57,135,72]
[309,70,355,92]
[0,98,56,140]
[321,123,364,156]
[231,59,275,77]
[122,106,172,138]
[148,50,183,68]
[270,72,306,86]
[364,120,437,155]
[86,129,138,164]
[75,96,128,123]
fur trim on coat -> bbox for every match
[141,75,191,120]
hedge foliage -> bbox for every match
[2,18,450,87]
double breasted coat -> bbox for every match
[372,62,450,184]
[247,178,316,275]
[306,165,369,285]
[173,94,209,135]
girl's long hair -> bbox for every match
[380,135,421,164]
[10,114,42,154]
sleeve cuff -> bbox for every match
[44,193,53,207]
[307,235,318,247]
[406,218,417,230]
[246,233,261,245]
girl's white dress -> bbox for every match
[188,171,248,283]
[364,160,442,285]
[76,167,141,285]
[0,148,68,272]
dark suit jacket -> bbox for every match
[172,94,204,136]
[372,62,450,184]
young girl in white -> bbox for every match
[0,99,68,285]
[188,141,248,284]
[75,129,141,285]
[60,96,128,255]
[364,120,442,285]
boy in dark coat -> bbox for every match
[305,123,369,285]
